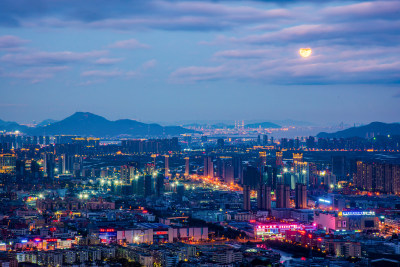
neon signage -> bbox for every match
[318,198,331,204]
[99,228,115,232]
[341,211,375,216]
[257,224,299,229]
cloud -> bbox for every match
[171,44,400,84]
[1,0,292,31]
[323,1,400,20]
[81,69,138,78]
[109,39,149,49]
[1,66,69,83]
[213,49,272,59]
[141,59,157,70]
[170,65,228,82]
[0,35,29,50]
[1,50,107,66]
[236,21,400,46]
[94,57,124,65]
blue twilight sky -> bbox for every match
[0,0,399,125]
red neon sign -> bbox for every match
[156,231,168,235]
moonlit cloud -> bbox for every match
[0,0,399,124]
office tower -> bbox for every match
[43,153,55,179]
[243,166,261,189]
[60,154,66,174]
[295,183,307,209]
[263,135,268,146]
[276,184,290,208]
[204,156,208,177]
[176,184,185,201]
[332,156,345,179]
[144,175,153,197]
[204,156,214,178]
[281,138,288,149]
[293,153,303,164]
[184,157,190,177]
[264,165,278,190]
[233,157,243,183]
[295,138,300,149]
[164,155,169,178]
[243,185,251,211]
[257,135,261,145]
[257,184,271,210]
[151,154,157,167]
[0,153,16,174]
[221,157,234,184]
[259,151,267,167]
[155,174,164,197]
[265,185,272,210]
[217,138,224,148]
[276,151,283,167]
[306,136,315,149]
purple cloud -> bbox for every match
[1,66,69,83]
[94,57,124,65]
[109,39,149,49]
[1,50,107,65]
[81,69,138,78]
[0,35,29,50]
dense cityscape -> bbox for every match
[1,0,400,266]
[0,114,399,266]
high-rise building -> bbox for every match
[164,155,170,178]
[332,156,345,178]
[155,173,164,197]
[276,151,283,167]
[204,156,214,178]
[184,157,190,177]
[243,185,251,211]
[218,157,234,184]
[217,138,224,148]
[0,153,16,174]
[262,135,268,146]
[257,184,271,210]
[259,151,267,167]
[276,184,290,208]
[43,153,55,179]
[243,166,261,189]
[295,183,307,209]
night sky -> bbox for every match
[0,0,399,125]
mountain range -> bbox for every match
[0,112,196,137]
[317,122,400,138]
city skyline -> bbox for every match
[0,0,399,124]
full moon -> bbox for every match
[299,48,312,58]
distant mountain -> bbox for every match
[26,112,197,137]
[0,119,28,132]
[317,122,400,138]
[245,122,281,129]
[37,119,58,127]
